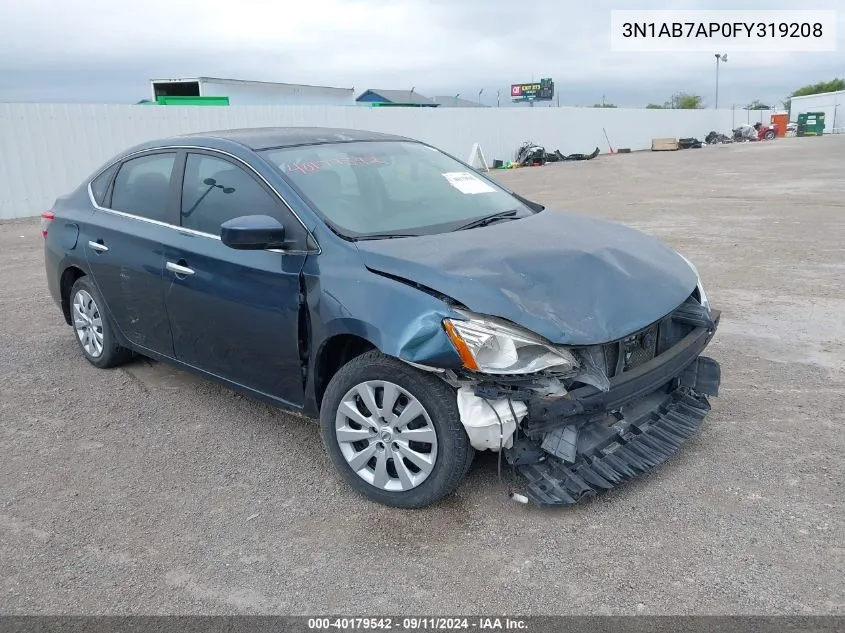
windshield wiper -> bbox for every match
[453,210,519,232]
[354,233,419,241]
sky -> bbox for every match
[0,0,842,108]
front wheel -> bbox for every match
[764,130,776,140]
[320,350,474,508]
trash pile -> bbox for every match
[494,141,601,168]
[705,131,734,144]
[678,137,703,149]
[705,122,778,145]
[651,137,701,151]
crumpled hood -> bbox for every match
[355,210,698,345]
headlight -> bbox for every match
[677,252,710,312]
[442,310,578,375]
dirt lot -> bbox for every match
[1,136,843,615]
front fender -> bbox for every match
[306,265,464,369]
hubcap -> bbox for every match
[335,380,438,492]
[72,289,104,358]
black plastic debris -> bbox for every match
[678,137,703,149]
[515,141,601,166]
[506,437,547,466]
[540,425,579,462]
[516,386,712,507]
[548,147,601,162]
[705,131,734,144]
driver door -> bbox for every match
[163,151,309,406]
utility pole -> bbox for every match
[714,54,727,109]
[496,89,500,107]
[478,88,484,105]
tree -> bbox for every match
[649,93,704,109]
[783,78,844,112]
[674,93,703,109]
[593,103,617,108]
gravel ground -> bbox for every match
[1,135,843,615]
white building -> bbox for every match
[790,89,844,133]
[149,77,356,106]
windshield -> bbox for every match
[261,141,532,238]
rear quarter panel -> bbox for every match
[44,189,95,315]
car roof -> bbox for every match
[166,126,414,151]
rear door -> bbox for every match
[163,150,309,406]
[84,151,179,356]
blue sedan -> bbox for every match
[43,127,721,508]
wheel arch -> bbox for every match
[314,333,378,409]
[59,265,88,325]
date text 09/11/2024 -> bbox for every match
[307,617,529,630]
[621,21,824,38]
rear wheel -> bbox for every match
[320,350,474,508]
[69,276,133,369]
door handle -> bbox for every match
[88,240,109,253]
[166,261,195,276]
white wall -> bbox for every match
[790,90,844,133]
[0,103,766,219]
[199,80,356,106]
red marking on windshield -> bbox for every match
[281,155,386,175]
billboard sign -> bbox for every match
[511,78,554,101]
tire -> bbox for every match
[69,276,133,369]
[765,130,775,140]
[320,350,474,508]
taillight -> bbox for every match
[40,212,55,239]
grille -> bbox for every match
[581,296,708,381]
[623,323,658,371]
[602,322,659,378]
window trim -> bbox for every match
[86,145,320,255]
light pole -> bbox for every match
[454,93,460,106]
[478,88,484,105]
[714,53,727,109]
[496,89,500,107]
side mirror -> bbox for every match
[220,215,286,250]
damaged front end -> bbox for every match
[439,294,721,508]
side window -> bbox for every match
[180,154,286,236]
[90,163,119,206]
[110,153,177,222]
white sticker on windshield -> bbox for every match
[442,171,497,195]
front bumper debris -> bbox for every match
[500,305,721,507]
[515,383,714,506]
